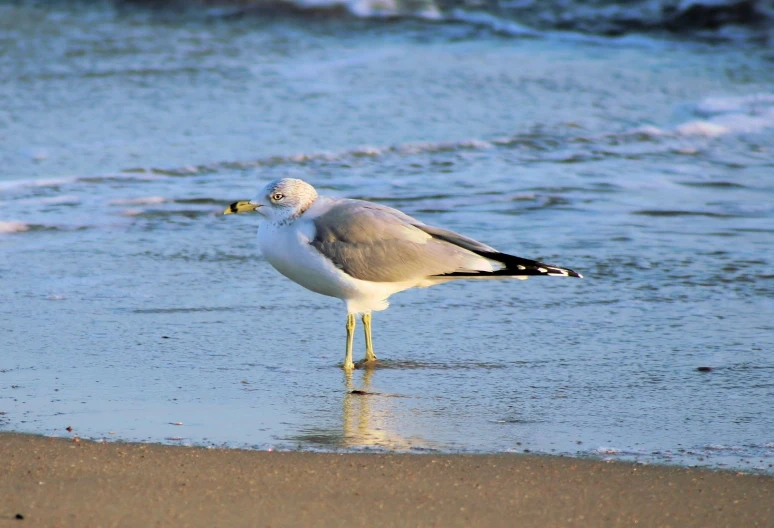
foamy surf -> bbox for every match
[109,196,168,206]
[199,0,772,41]
[675,121,730,137]
[2,93,771,204]
[677,94,774,137]
[617,93,774,139]
[14,195,82,206]
[0,221,30,233]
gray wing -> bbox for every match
[310,200,494,283]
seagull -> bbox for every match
[224,178,581,370]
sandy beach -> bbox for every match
[0,433,771,527]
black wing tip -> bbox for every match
[429,249,583,279]
[477,251,582,278]
[436,266,583,279]
[512,266,583,278]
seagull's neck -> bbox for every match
[266,215,300,229]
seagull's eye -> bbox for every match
[271,193,284,202]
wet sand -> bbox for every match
[1,433,772,527]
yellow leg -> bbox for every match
[362,312,377,362]
[343,313,356,370]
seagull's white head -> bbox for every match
[224,178,318,223]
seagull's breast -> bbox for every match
[257,215,416,312]
[258,218,355,300]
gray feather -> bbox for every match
[413,224,497,254]
[310,200,490,283]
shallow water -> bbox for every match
[1,2,774,472]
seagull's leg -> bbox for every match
[362,312,377,363]
[344,313,356,370]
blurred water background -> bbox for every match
[1,0,773,472]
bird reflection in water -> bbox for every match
[287,370,435,451]
[341,369,434,451]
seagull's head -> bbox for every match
[224,178,319,222]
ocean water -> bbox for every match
[1,1,774,472]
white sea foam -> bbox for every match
[0,177,77,191]
[46,294,67,301]
[677,93,774,137]
[119,208,145,217]
[351,146,383,156]
[447,10,540,36]
[675,121,729,137]
[704,444,729,451]
[204,0,769,40]
[282,0,442,19]
[627,125,667,137]
[594,446,622,455]
[16,195,82,206]
[0,171,166,194]
[711,111,774,134]
[353,0,441,19]
[109,196,167,206]
[458,139,493,149]
[696,94,774,116]
[0,221,30,233]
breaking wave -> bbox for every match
[189,0,774,40]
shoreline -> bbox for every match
[2,432,772,527]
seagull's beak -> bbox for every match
[223,201,260,215]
